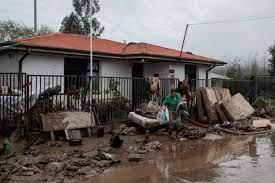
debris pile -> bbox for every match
[0,147,121,182]
[219,117,272,133]
[135,101,159,119]
[115,124,137,136]
[127,141,161,154]
[157,124,206,139]
[196,87,273,133]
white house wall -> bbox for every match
[168,64,185,81]
[143,63,169,78]
[99,59,132,78]
[197,65,211,87]
[22,53,64,75]
[0,53,19,72]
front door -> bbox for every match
[132,63,144,109]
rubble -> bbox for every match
[128,154,141,162]
[157,124,206,139]
[127,141,161,155]
[0,144,122,182]
[253,107,273,118]
[115,124,137,136]
[252,118,272,128]
[219,117,271,132]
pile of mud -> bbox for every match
[0,147,121,182]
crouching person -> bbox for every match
[162,89,182,136]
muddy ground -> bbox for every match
[1,123,275,183]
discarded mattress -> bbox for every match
[42,111,95,132]
[220,93,255,121]
[128,112,161,129]
[201,88,219,123]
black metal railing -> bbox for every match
[0,73,26,135]
[191,77,275,106]
[25,75,179,132]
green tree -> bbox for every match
[268,45,275,76]
[226,59,243,79]
[0,19,53,41]
[60,0,104,36]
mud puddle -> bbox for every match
[87,133,275,183]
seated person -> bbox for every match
[162,89,182,121]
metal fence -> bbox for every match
[0,73,26,135]
[25,75,179,133]
[191,76,275,107]
[2,72,275,136]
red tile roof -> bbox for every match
[13,32,225,64]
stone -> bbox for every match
[45,162,66,173]
[252,118,272,128]
[77,166,97,176]
[128,154,141,162]
[95,160,112,168]
[203,133,223,140]
[66,165,79,171]
[180,138,187,141]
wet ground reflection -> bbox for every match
[87,133,275,183]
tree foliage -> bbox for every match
[226,59,243,79]
[268,45,275,76]
[0,19,53,40]
[60,0,104,36]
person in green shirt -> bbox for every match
[162,89,182,111]
[162,89,182,137]
[162,89,182,122]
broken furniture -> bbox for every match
[41,111,95,141]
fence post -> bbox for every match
[250,75,257,103]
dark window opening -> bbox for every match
[185,65,197,91]
[64,58,89,93]
[92,60,100,93]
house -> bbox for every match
[0,32,225,82]
[0,32,226,123]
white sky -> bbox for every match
[1,0,275,62]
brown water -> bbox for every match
[87,133,275,183]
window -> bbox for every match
[92,60,99,76]
[185,65,197,91]
[92,60,100,92]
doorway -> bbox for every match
[185,65,197,91]
[132,63,145,109]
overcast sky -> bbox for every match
[1,0,275,62]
